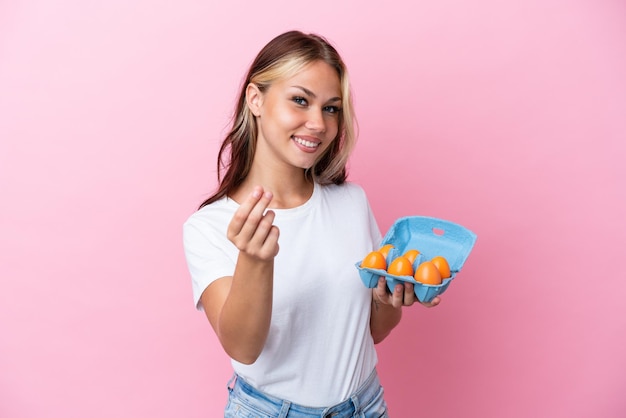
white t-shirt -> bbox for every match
[183,182,382,406]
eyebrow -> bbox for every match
[292,85,342,103]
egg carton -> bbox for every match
[356,216,477,303]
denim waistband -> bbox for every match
[228,368,381,417]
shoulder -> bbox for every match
[318,181,366,196]
[318,181,369,202]
[186,196,234,221]
[183,197,235,236]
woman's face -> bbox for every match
[248,60,342,173]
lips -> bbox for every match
[292,135,320,149]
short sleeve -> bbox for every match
[183,216,236,310]
[361,187,383,250]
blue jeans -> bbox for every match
[224,369,389,417]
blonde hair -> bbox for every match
[200,31,357,208]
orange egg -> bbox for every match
[431,256,451,279]
[403,249,420,265]
[387,256,414,276]
[378,244,394,260]
[361,251,386,270]
[414,261,442,285]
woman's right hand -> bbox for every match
[202,186,279,364]
[227,186,280,260]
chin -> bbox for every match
[291,157,316,171]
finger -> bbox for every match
[377,276,388,292]
[235,190,274,242]
[241,190,274,238]
[403,282,417,306]
[373,277,389,304]
[228,186,265,236]
[258,223,280,259]
[248,209,275,241]
[391,284,404,308]
[265,225,280,254]
[421,296,441,308]
[248,209,278,251]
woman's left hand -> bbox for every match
[373,276,441,309]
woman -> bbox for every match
[183,30,440,417]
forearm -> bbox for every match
[369,292,402,344]
[218,254,274,364]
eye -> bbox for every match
[323,105,341,115]
[292,96,308,106]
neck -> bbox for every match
[233,165,314,209]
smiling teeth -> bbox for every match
[293,136,319,148]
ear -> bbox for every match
[246,83,263,117]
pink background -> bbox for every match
[1,0,625,417]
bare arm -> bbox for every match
[370,277,440,344]
[200,187,279,364]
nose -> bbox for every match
[305,109,326,133]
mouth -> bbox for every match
[292,135,321,150]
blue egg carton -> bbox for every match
[355,216,477,302]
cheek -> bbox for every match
[319,136,338,156]
[326,117,339,138]
[280,112,301,130]
[269,105,299,128]
[260,101,296,131]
